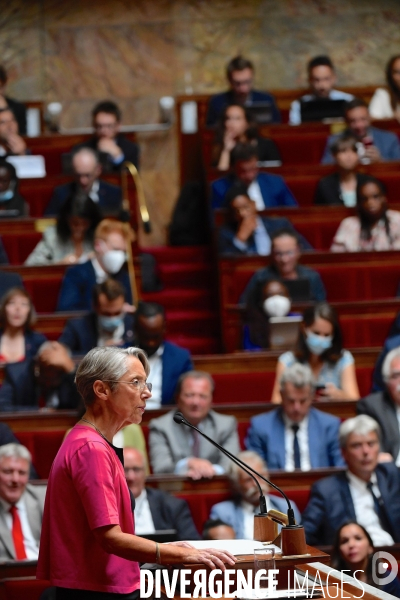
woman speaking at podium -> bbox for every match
[37,346,235,599]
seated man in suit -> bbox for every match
[219,184,312,256]
[372,321,400,392]
[0,443,46,560]
[134,301,193,409]
[210,451,301,539]
[289,55,353,126]
[44,147,122,216]
[303,415,400,546]
[59,278,134,355]
[75,100,139,172]
[123,447,200,540]
[206,55,281,127]
[0,65,27,135]
[149,370,240,478]
[0,341,81,411]
[211,144,297,211]
[358,347,400,463]
[241,229,326,305]
[321,98,400,164]
[246,363,344,470]
[57,218,133,311]
[0,107,29,157]
[203,519,236,540]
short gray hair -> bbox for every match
[175,370,215,398]
[0,443,31,464]
[230,450,268,482]
[75,346,150,406]
[382,347,400,382]
[280,363,315,391]
[339,415,381,449]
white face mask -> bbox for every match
[101,249,126,274]
[263,295,291,318]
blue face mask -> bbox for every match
[99,314,124,332]
[305,331,333,356]
[0,189,14,202]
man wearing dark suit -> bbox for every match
[321,98,400,164]
[241,229,326,305]
[372,330,400,392]
[246,363,344,470]
[44,147,122,216]
[219,185,312,256]
[149,371,240,477]
[211,144,297,211]
[134,302,193,408]
[0,271,23,300]
[57,218,133,312]
[0,65,27,135]
[123,447,200,541]
[59,279,134,355]
[358,347,400,462]
[74,101,139,172]
[206,56,280,126]
[303,415,400,546]
[0,443,46,560]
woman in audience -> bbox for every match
[212,103,281,170]
[331,522,400,597]
[369,55,400,121]
[314,133,367,207]
[271,302,359,403]
[331,175,400,252]
[0,287,46,363]
[25,191,102,266]
[0,158,27,216]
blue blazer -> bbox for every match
[321,126,400,164]
[245,407,344,470]
[218,216,312,256]
[59,312,135,355]
[44,180,122,216]
[211,173,298,211]
[161,341,193,405]
[210,495,301,539]
[56,260,132,312]
[206,90,281,126]
[302,463,400,545]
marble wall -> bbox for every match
[3,0,400,244]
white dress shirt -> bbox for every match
[91,256,108,283]
[146,345,164,410]
[133,489,156,535]
[247,180,265,210]
[88,179,100,203]
[283,414,311,471]
[347,470,395,546]
[0,496,39,559]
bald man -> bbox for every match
[123,447,200,541]
[44,147,122,216]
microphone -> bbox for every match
[173,411,296,526]
[173,411,267,515]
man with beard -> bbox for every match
[134,302,193,408]
[210,451,301,538]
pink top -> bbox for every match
[37,425,140,594]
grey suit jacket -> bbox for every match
[149,409,240,474]
[0,484,46,560]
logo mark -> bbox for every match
[371,551,398,586]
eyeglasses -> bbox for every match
[104,379,152,392]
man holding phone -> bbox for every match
[321,98,400,164]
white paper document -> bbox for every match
[183,539,281,556]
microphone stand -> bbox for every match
[174,411,308,555]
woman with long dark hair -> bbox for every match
[331,175,400,252]
[271,302,359,403]
[369,55,400,121]
[211,103,281,170]
[331,521,400,597]
[25,192,103,265]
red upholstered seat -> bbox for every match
[176,491,233,533]
[16,431,65,479]
[2,233,42,265]
[0,578,51,600]
[270,489,311,514]
[213,372,275,404]
[23,278,62,313]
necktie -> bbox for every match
[192,429,200,458]
[292,424,301,469]
[366,481,394,536]
[9,505,27,560]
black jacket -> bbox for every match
[357,391,400,459]
[314,172,369,206]
[145,487,201,540]
[74,134,139,172]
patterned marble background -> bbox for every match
[2,0,400,244]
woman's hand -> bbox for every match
[317,383,346,400]
[223,131,236,152]
[184,548,237,571]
